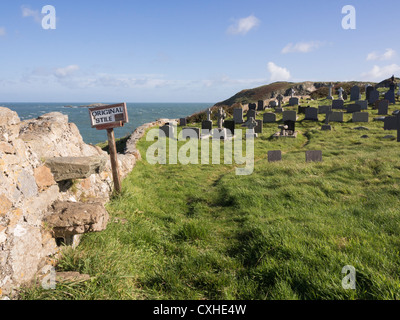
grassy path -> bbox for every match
[21,97,400,300]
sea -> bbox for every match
[0,102,213,145]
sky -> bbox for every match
[0,0,400,103]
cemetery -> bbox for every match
[17,81,400,301]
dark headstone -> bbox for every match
[377,100,389,115]
[255,120,263,134]
[201,120,213,131]
[268,150,282,162]
[159,124,175,139]
[318,105,331,114]
[330,112,344,122]
[384,116,397,130]
[304,107,319,121]
[352,112,369,123]
[366,86,374,101]
[257,100,264,111]
[385,90,396,104]
[306,150,322,162]
[298,106,309,114]
[347,104,362,113]
[350,86,360,101]
[342,92,348,100]
[248,103,257,111]
[247,109,256,120]
[179,118,187,126]
[289,97,299,106]
[369,90,380,105]
[332,100,344,110]
[223,120,235,136]
[263,113,276,123]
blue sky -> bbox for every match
[0,0,400,102]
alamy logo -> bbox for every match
[341,265,356,290]
[42,5,56,30]
[342,5,356,30]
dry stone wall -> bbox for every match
[0,107,173,298]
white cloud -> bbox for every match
[366,48,396,61]
[282,41,323,54]
[54,65,80,78]
[361,64,400,81]
[267,62,291,82]
[0,27,6,36]
[21,6,42,24]
[227,15,260,35]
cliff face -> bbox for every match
[0,107,169,298]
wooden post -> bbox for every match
[107,128,122,193]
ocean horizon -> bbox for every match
[0,102,214,145]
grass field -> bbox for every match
[20,95,400,300]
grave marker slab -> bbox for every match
[298,106,309,114]
[179,118,187,126]
[282,110,297,122]
[347,104,362,113]
[289,97,299,106]
[159,124,176,139]
[201,120,213,131]
[304,107,319,121]
[257,100,265,111]
[330,112,344,122]
[318,105,332,114]
[255,120,263,134]
[248,103,257,111]
[233,108,244,124]
[352,112,369,123]
[247,109,256,120]
[377,100,389,115]
[369,90,380,105]
[385,90,396,104]
[355,100,368,110]
[306,150,322,162]
[263,113,276,123]
[268,150,282,162]
[350,86,360,101]
[332,100,344,109]
[223,120,235,136]
[384,116,397,130]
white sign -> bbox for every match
[89,103,128,129]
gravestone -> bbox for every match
[181,127,200,139]
[282,110,297,122]
[385,90,396,104]
[257,100,264,111]
[343,91,348,100]
[304,107,319,121]
[263,113,276,123]
[289,97,299,106]
[306,150,322,162]
[248,103,257,111]
[269,100,277,108]
[159,124,175,139]
[332,100,344,109]
[202,120,213,131]
[275,108,283,114]
[366,86,374,101]
[277,94,284,108]
[254,120,263,134]
[268,150,282,162]
[217,107,226,129]
[298,106,309,114]
[352,112,369,123]
[327,83,333,100]
[377,100,389,115]
[318,105,332,114]
[369,90,380,105]
[233,108,244,124]
[243,117,258,139]
[347,104,362,113]
[350,86,360,101]
[330,112,344,122]
[223,120,235,136]
[179,118,187,126]
[384,116,397,130]
[355,100,368,110]
[247,109,256,120]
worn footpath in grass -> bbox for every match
[20,95,400,300]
